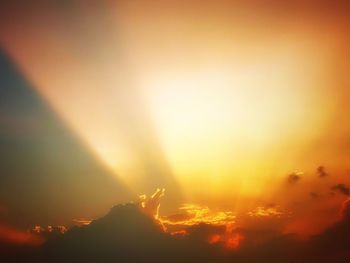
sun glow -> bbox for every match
[142,49,333,200]
[0,0,338,210]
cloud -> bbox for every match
[332,184,350,196]
[247,206,284,218]
[30,225,67,240]
[304,197,350,262]
[0,224,44,246]
[340,198,350,219]
[287,172,303,184]
[317,166,329,177]
[4,190,350,262]
[140,188,165,219]
[72,218,92,226]
[42,201,216,263]
[0,222,44,263]
[161,204,235,226]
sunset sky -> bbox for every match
[1,1,350,262]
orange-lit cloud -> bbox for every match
[140,188,165,219]
[4,189,350,262]
[30,225,67,235]
[159,201,238,248]
[0,224,44,246]
[161,204,235,226]
[247,206,284,218]
[72,218,92,226]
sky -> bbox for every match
[1,0,350,262]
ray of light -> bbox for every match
[0,1,346,217]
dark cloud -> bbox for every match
[332,184,350,196]
[38,203,302,263]
[287,172,302,184]
[0,222,44,263]
[2,196,350,262]
[303,198,350,263]
[42,203,216,263]
[340,198,350,220]
[317,166,329,178]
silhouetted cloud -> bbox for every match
[3,191,350,262]
[0,222,44,263]
[39,193,350,262]
[42,202,216,263]
[341,198,350,220]
[317,166,329,177]
[303,198,350,262]
[287,172,302,184]
[332,184,350,196]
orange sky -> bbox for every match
[1,0,350,236]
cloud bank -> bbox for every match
[1,191,348,263]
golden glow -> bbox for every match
[0,0,343,216]
[143,48,333,200]
[160,203,235,226]
[72,219,92,226]
[248,206,284,217]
